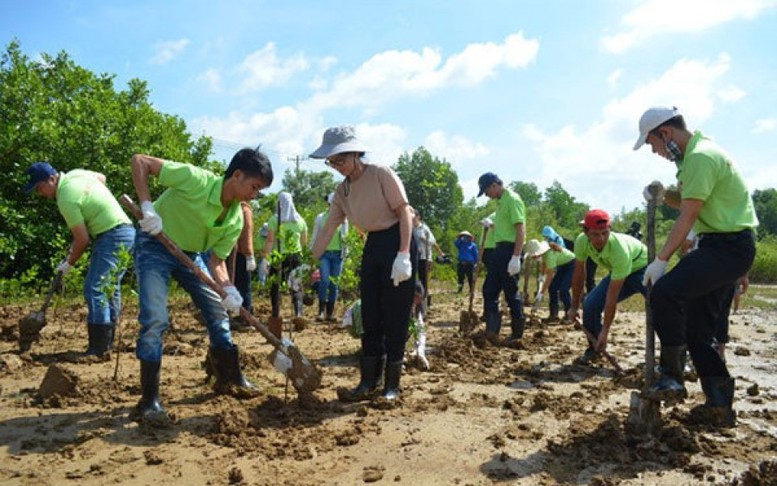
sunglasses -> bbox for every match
[326,154,349,167]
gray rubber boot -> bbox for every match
[642,345,688,403]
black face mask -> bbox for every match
[662,134,683,162]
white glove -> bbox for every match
[258,258,269,275]
[642,180,665,205]
[245,256,257,272]
[507,255,522,276]
[642,258,669,286]
[480,217,494,228]
[139,201,163,235]
[390,252,412,286]
[220,285,243,313]
[56,259,73,275]
[537,275,546,287]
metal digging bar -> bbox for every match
[119,195,321,393]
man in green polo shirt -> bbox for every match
[635,106,757,426]
[130,148,273,421]
[24,162,135,357]
[477,172,526,346]
[567,209,647,365]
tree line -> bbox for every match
[3,41,777,293]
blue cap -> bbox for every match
[477,172,502,197]
[541,225,564,246]
[23,162,57,194]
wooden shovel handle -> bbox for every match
[573,319,623,374]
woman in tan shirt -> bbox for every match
[310,126,416,402]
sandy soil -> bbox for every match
[0,284,775,485]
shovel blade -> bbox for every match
[268,341,322,393]
[625,391,661,436]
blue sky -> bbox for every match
[3,0,777,214]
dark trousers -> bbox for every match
[418,258,430,296]
[269,253,302,318]
[482,243,523,320]
[651,230,755,378]
[360,224,417,362]
[457,261,475,290]
[715,283,737,344]
[585,258,597,294]
[228,251,253,313]
[549,260,574,312]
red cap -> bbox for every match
[584,209,611,230]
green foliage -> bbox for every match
[750,236,777,283]
[394,147,463,232]
[281,168,337,210]
[510,181,542,208]
[544,181,589,229]
[1,41,215,286]
[752,188,777,238]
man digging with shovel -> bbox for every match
[635,106,758,427]
[129,148,273,422]
[23,162,135,357]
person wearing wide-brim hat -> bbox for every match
[454,230,478,294]
[526,237,575,322]
[310,126,417,402]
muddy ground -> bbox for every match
[0,282,775,485]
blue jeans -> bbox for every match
[549,260,574,313]
[582,269,647,339]
[84,224,135,327]
[134,232,233,363]
[318,250,343,303]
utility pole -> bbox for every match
[287,155,308,176]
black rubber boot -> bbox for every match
[484,313,502,345]
[642,345,688,403]
[133,360,165,420]
[209,345,258,396]
[544,302,559,323]
[700,376,736,427]
[381,360,403,401]
[325,301,336,322]
[504,317,525,348]
[85,324,113,356]
[338,356,384,402]
[316,300,326,322]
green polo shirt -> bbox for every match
[268,215,308,255]
[494,189,525,244]
[543,246,575,269]
[574,232,647,281]
[153,161,242,260]
[56,169,130,237]
[677,131,758,234]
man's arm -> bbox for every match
[397,204,413,253]
[657,199,703,261]
[65,224,91,266]
[207,254,231,288]
[596,278,625,352]
[513,222,525,256]
[131,154,165,202]
[242,204,254,257]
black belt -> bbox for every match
[495,242,514,248]
[699,229,753,241]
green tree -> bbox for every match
[0,41,216,285]
[281,168,337,210]
[393,147,463,232]
[509,181,542,208]
[752,188,777,238]
[544,180,589,229]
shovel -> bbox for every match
[18,271,63,352]
[625,182,662,436]
[571,318,622,374]
[459,227,487,334]
[120,195,321,393]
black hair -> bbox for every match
[225,147,274,185]
[653,114,687,133]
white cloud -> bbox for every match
[422,131,490,167]
[717,85,747,102]
[511,54,735,211]
[607,69,623,88]
[601,0,777,54]
[236,42,310,93]
[197,68,222,92]
[753,118,777,134]
[150,38,190,65]
[306,31,539,112]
